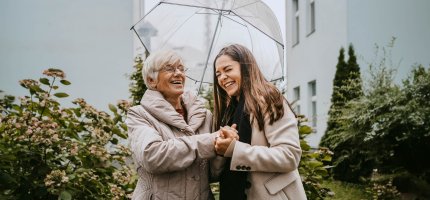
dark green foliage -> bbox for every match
[324,48,430,198]
[128,56,147,106]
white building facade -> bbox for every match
[285,0,430,147]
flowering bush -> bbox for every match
[0,69,136,199]
[367,169,401,200]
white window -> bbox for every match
[308,80,317,127]
[293,86,301,114]
[292,0,300,45]
[307,0,316,35]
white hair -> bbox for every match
[142,49,184,90]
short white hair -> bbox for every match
[142,49,184,90]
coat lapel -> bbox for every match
[140,90,206,134]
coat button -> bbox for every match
[241,166,247,170]
[246,166,251,171]
[245,181,251,189]
[236,165,241,170]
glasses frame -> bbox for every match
[160,64,188,74]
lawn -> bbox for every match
[323,180,371,200]
[212,180,370,200]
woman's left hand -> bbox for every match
[215,125,238,156]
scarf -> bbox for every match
[219,95,252,200]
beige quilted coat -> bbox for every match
[126,90,219,200]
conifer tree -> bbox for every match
[320,47,347,147]
[345,45,363,99]
[320,44,362,148]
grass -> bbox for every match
[212,180,371,200]
[323,180,371,200]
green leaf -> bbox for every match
[112,127,121,135]
[299,125,313,135]
[117,132,127,139]
[322,155,332,162]
[59,190,72,200]
[73,108,82,117]
[54,92,69,98]
[120,123,128,131]
[39,78,50,85]
[30,85,44,93]
[108,104,117,113]
[12,105,22,112]
[308,160,324,168]
[113,116,121,124]
[52,85,59,90]
[60,80,71,85]
[112,127,127,139]
[111,138,118,144]
[300,140,310,151]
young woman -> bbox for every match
[213,44,307,200]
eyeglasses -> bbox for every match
[161,64,188,73]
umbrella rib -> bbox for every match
[162,2,231,12]
[270,77,284,82]
[131,27,150,53]
[244,23,255,52]
[130,1,162,29]
[186,75,211,84]
[231,11,284,48]
[232,0,260,10]
[222,15,247,27]
[198,12,223,94]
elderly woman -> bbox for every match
[126,49,236,200]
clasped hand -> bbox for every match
[214,124,239,156]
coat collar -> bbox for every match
[140,90,207,133]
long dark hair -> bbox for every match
[213,44,285,131]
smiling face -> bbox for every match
[215,55,242,98]
[149,62,186,99]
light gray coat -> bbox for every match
[126,90,218,200]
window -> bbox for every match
[308,80,317,127]
[293,86,301,114]
[309,80,316,96]
[292,0,299,45]
[307,0,316,35]
[311,101,317,126]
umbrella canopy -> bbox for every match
[131,0,284,92]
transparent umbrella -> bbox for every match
[131,0,284,93]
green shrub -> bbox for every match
[324,40,430,198]
[0,69,136,199]
[297,115,333,199]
